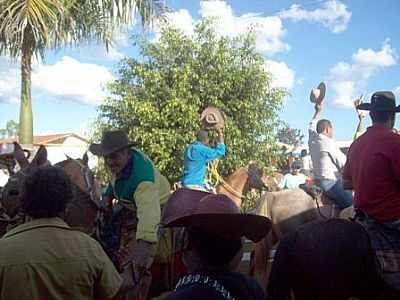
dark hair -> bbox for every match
[370,110,394,123]
[291,161,302,170]
[267,219,389,300]
[300,149,307,157]
[21,166,73,218]
[196,130,209,143]
[187,227,242,267]
[316,119,332,134]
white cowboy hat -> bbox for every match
[310,82,326,104]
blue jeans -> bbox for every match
[324,179,353,209]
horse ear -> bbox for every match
[13,142,29,169]
[31,145,48,167]
[82,152,89,165]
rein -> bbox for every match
[208,161,245,199]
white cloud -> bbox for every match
[33,56,114,105]
[200,1,289,55]
[0,56,114,106]
[0,58,20,104]
[265,60,295,90]
[329,40,397,108]
[159,1,289,56]
[280,0,351,33]
[164,9,195,36]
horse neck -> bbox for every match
[217,167,249,208]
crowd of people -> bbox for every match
[1,86,400,300]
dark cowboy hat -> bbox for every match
[357,91,400,112]
[89,130,134,156]
[162,189,272,242]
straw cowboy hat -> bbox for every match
[200,106,225,130]
[89,130,134,156]
[310,82,326,104]
[162,189,272,242]
[357,91,400,112]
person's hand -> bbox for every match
[132,240,155,280]
[354,95,367,120]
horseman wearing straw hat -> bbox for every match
[90,130,170,299]
[162,189,271,299]
[181,107,226,192]
[343,91,400,290]
[308,82,353,210]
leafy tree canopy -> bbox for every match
[276,121,304,147]
[95,20,286,184]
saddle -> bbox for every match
[353,210,400,290]
[299,183,341,218]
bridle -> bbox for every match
[58,158,103,238]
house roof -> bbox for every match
[0,133,89,145]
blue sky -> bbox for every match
[1,0,399,142]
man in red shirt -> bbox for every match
[343,91,400,290]
[343,91,400,222]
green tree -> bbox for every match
[0,0,165,145]
[95,20,286,185]
[276,121,304,146]
[0,120,19,139]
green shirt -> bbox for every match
[104,149,170,242]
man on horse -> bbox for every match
[308,84,352,209]
[181,129,225,191]
[90,130,170,299]
[162,189,271,299]
[343,91,400,290]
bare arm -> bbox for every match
[312,102,322,121]
[353,96,366,140]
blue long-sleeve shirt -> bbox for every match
[181,142,226,187]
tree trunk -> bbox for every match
[19,30,34,146]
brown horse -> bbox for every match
[0,143,101,237]
[250,187,338,290]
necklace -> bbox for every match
[174,273,235,300]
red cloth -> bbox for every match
[343,124,400,222]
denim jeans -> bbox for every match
[324,179,353,209]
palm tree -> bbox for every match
[0,0,165,145]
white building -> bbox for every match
[0,133,97,169]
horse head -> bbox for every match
[1,143,46,218]
[246,161,268,192]
[56,153,101,235]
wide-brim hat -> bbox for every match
[310,82,326,104]
[162,189,272,242]
[89,130,134,156]
[200,106,225,130]
[357,91,400,112]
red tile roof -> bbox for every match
[0,133,89,145]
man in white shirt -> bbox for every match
[308,102,352,209]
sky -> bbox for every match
[1,0,399,142]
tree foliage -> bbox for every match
[0,120,19,139]
[95,20,286,184]
[276,121,304,146]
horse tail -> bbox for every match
[266,231,297,300]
